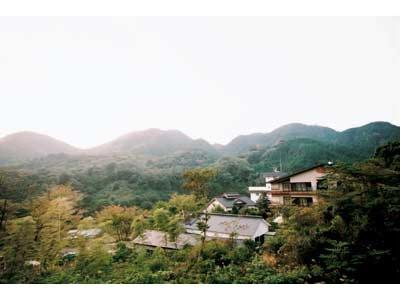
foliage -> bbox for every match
[1,141,400,283]
[182,167,217,200]
[96,205,140,241]
[265,141,400,283]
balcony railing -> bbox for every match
[291,186,314,192]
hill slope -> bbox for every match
[333,122,400,157]
[0,131,80,165]
[223,122,400,156]
[246,138,362,173]
[224,123,339,154]
[88,128,218,157]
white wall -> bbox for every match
[289,167,325,190]
[250,192,260,202]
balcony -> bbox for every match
[272,182,315,195]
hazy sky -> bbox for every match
[0,17,399,148]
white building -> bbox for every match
[269,164,330,206]
[248,171,287,202]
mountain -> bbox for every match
[1,122,399,167]
[223,122,400,156]
[246,138,362,173]
[88,128,218,157]
[333,122,400,157]
[223,123,339,154]
[0,131,80,165]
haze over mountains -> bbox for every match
[89,129,217,156]
[0,121,399,166]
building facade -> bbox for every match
[248,171,287,202]
[269,164,329,206]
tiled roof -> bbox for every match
[185,213,270,238]
[261,171,287,178]
[213,195,256,209]
[269,163,326,183]
[133,230,199,249]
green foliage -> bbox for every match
[96,206,140,241]
[1,140,400,283]
[182,167,217,200]
[265,141,400,283]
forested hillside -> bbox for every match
[0,141,399,283]
[0,122,399,212]
[223,121,400,156]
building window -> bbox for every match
[291,182,312,192]
[283,183,291,191]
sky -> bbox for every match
[0,17,399,148]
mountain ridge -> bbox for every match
[1,121,399,166]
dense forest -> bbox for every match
[1,122,399,212]
[0,141,399,283]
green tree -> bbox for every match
[256,192,271,218]
[97,205,139,241]
[182,168,217,201]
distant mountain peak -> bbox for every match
[0,122,399,166]
[88,128,216,156]
[222,122,399,154]
[0,131,80,166]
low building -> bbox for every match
[185,213,272,243]
[269,163,330,206]
[249,171,287,202]
[205,193,256,213]
[133,230,199,250]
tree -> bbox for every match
[132,215,146,238]
[96,205,139,241]
[0,170,31,231]
[182,168,217,201]
[265,142,400,283]
[151,207,171,246]
[30,193,51,242]
[1,216,36,279]
[197,212,210,254]
[35,186,81,269]
[168,194,198,221]
[256,192,271,218]
[166,215,184,248]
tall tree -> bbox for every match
[182,168,217,201]
[96,205,139,241]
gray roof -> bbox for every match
[185,213,270,238]
[213,195,256,209]
[261,171,287,178]
[68,228,102,238]
[133,230,199,250]
[269,164,326,183]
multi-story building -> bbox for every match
[269,163,330,206]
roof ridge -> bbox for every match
[269,163,327,183]
[202,212,263,219]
